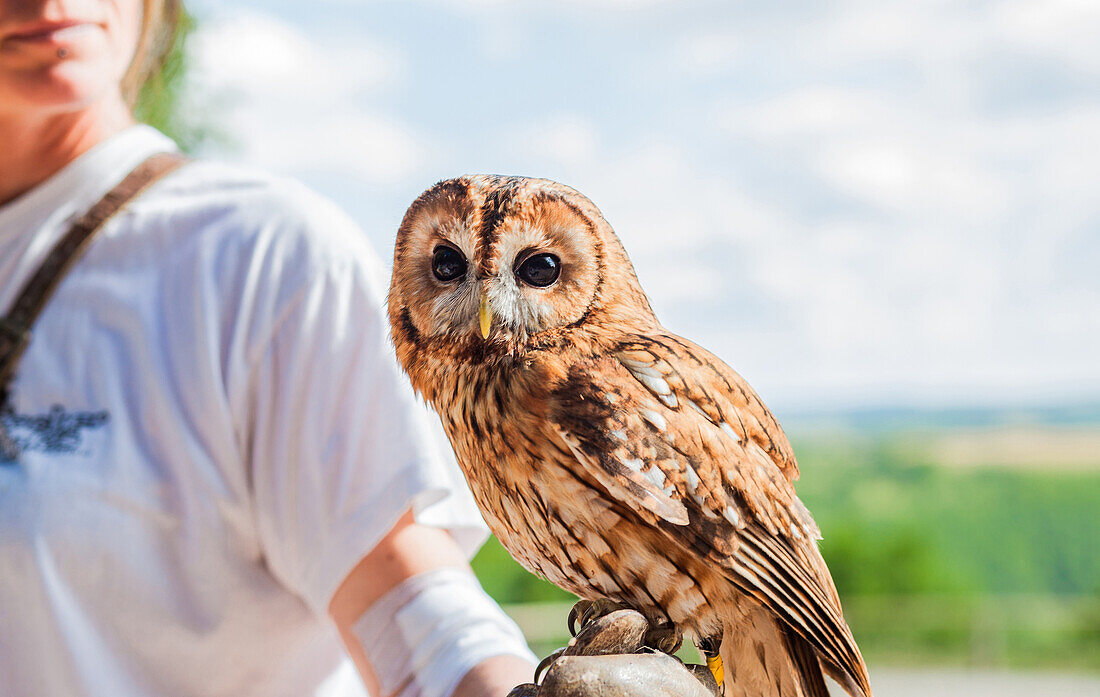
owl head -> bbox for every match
[388,175,657,363]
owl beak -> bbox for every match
[478,292,492,339]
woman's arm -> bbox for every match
[329,509,535,697]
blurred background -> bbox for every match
[144,1,1099,694]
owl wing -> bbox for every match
[547,332,869,697]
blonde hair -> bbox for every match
[121,0,182,106]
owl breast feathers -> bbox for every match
[387,175,872,697]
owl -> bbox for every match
[387,176,871,697]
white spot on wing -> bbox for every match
[623,458,645,473]
[633,371,672,396]
[684,464,701,492]
[642,465,668,489]
[639,408,667,431]
[621,360,662,379]
[560,429,689,526]
[685,398,711,420]
[722,505,741,526]
[720,422,741,442]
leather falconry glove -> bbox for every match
[507,602,719,697]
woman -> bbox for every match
[0,1,536,695]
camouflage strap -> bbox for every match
[0,151,188,460]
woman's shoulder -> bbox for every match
[130,157,383,278]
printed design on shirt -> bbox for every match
[0,404,110,464]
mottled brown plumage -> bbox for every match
[387,175,872,697]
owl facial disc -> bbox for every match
[389,174,657,355]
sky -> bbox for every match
[183,0,1100,413]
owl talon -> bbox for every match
[644,623,683,654]
[578,602,599,630]
[568,598,628,636]
[534,648,566,684]
[589,599,626,627]
[698,636,724,689]
[567,600,596,636]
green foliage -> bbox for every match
[472,429,1100,669]
[474,434,1100,602]
[132,7,218,153]
[791,435,1100,598]
[472,536,574,605]
[838,594,1100,670]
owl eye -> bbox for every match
[515,253,561,288]
[432,246,467,282]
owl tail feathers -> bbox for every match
[717,612,871,697]
[793,615,873,697]
[780,625,830,697]
[781,622,873,697]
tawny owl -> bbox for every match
[387,176,872,697]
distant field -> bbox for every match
[472,423,1100,671]
[787,430,1099,598]
[917,426,1100,471]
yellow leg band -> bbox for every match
[706,654,724,687]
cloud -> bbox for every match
[187,10,423,183]
[507,116,599,167]
[658,1,1100,406]
[993,0,1100,75]
[184,0,1100,408]
[672,32,743,75]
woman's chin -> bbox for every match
[1,60,123,114]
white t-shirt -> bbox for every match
[0,126,489,696]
